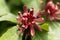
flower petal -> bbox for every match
[30,8,34,15]
[34,18,44,22]
[50,16,54,21]
[33,23,42,31]
[18,11,23,18]
[55,10,60,14]
[18,28,25,36]
[22,25,28,29]
[30,25,35,36]
[55,16,60,20]
[33,10,43,18]
[16,17,22,22]
[57,2,60,6]
[23,6,28,13]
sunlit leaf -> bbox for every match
[41,23,49,31]
[0,0,10,16]
[0,13,17,23]
[21,0,41,14]
[32,30,48,40]
[48,21,60,40]
[0,26,22,40]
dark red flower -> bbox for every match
[45,0,60,21]
[41,0,60,21]
[17,6,44,36]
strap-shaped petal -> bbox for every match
[18,11,23,18]
[22,25,28,29]
[30,8,34,15]
[50,16,54,21]
[18,28,25,36]
[23,6,28,13]
[34,18,44,22]
[33,10,43,18]
[54,14,60,20]
[55,10,60,14]
[33,23,42,31]
[57,2,60,6]
[30,25,35,36]
[17,17,22,22]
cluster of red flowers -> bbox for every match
[17,0,60,36]
[17,6,44,36]
[41,0,60,21]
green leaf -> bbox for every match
[48,21,60,40]
[22,0,41,14]
[0,0,18,23]
[0,26,22,40]
[8,0,21,5]
[0,21,16,33]
[32,21,60,40]
[32,30,48,40]
[0,0,10,16]
[0,13,17,23]
[41,23,49,31]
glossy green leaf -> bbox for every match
[21,0,41,14]
[0,0,18,23]
[32,30,48,40]
[41,23,49,31]
[48,21,60,40]
[0,0,10,16]
[0,13,17,23]
[0,26,22,40]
